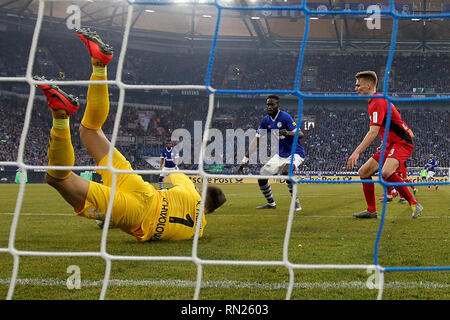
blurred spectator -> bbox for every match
[0,29,448,174]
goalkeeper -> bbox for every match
[36,28,226,242]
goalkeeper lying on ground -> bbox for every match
[35,28,226,242]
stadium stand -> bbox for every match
[0,29,448,174]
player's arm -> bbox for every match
[246,135,260,159]
[238,135,259,174]
[279,114,304,139]
[238,119,266,174]
[347,125,380,169]
[279,128,304,139]
[401,120,414,139]
[279,127,304,139]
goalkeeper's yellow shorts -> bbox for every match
[76,148,157,237]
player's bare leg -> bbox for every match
[46,173,90,212]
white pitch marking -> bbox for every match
[1,213,448,219]
[0,278,448,290]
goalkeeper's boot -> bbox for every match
[411,203,423,218]
[75,28,113,65]
[256,203,277,209]
[34,76,79,116]
[352,210,377,219]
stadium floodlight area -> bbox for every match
[1,0,449,300]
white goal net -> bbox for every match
[0,0,448,301]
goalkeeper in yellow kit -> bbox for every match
[36,28,226,242]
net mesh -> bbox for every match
[0,0,449,300]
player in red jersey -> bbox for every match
[347,71,423,218]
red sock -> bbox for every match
[386,186,392,196]
[387,174,418,206]
[404,179,416,191]
[363,181,376,213]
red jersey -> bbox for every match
[368,94,413,146]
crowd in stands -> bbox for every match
[300,102,449,173]
[0,28,448,175]
[1,29,449,94]
[0,93,448,175]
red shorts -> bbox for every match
[372,142,413,169]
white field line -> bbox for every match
[213,215,449,219]
[0,213,448,219]
[0,278,448,290]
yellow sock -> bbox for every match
[92,58,107,77]
[47,112,74,179]
[52,118,69,130]
[81,59,109,130]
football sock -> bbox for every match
[258,179,275,205]
[158,176,164,189]
[362,179,376,213]
[404,179,416,192]
[386,174,418,206]
[286,180,298,202]
[92,58,107,77]
[47,110,74,179]
[81,58,109,130]
[386,186,392,196]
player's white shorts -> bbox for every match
[426,171,435,179]
[260,154,304,176]
[160,166,178,177]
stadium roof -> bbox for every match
[0,0,449,52]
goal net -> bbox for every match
[0,0,449,301]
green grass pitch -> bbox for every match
[0,182,448,300]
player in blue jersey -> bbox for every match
[238,95,305,211]
[424,154,439,191]
[159,139,179,190]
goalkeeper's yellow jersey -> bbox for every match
[140,173,206,242]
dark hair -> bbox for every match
[204,186,226,213]
[267,94,280,102]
